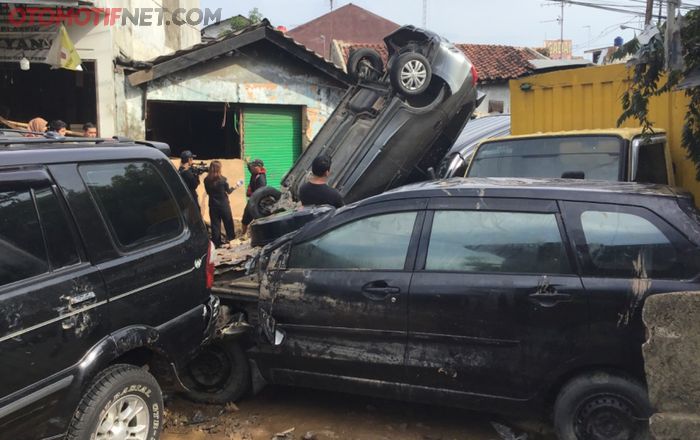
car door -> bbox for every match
[405,197,588,403]
[560,201,700,371]
[71,160,202,332]
[0,169,108,438]
[254,199,426,394]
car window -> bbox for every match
[34,187,80,270]
[580,210,682,278]
[426,210,571,274]
[80,162,182,250]
[636,142,668,184]
[468,136,623,180]
[0,189,49,286]
[288,212,417,270]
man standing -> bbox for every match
[298,155,344,208]
[82,122,97,137]
[45,120,67,138]
[178,150,200,209]
[241,158,268,235]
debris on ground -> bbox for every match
[491,421,529,440]
[272,427,295,439]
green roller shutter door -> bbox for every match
[243,106,302,190]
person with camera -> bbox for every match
[204,160,240,247]
[178,150,201,209]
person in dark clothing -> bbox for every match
[178,150,200,209]
[298,155,344,208]
[204,160,239,247]
[241,158,268,235]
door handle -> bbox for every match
[528,292,572,307]
[67,291,96,307]
[361,282,400,300]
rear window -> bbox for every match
[635,142,668,184]
[468,136,624,180]
[81,162,183,250]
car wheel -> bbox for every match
[66,364,163,440]
[182,340,250,404]
[390,52,432,96]
[248,187,282,219]
[554,372,652,440]
[347,48,384,82]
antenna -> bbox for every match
[422,0,427,28]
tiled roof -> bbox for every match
[288,4,400,58]
[339,42,544,82]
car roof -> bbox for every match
[358,177,688,206]
[447,114,511,155]
[0,138,172,167]
[480,127,665,145]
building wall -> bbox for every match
[476,82,510,116]
[125,42,345,143]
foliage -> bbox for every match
[227,8,264,33]
[618,9,700,178]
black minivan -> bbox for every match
[0,136,218,440]
[221,177,700,440]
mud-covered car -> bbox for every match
[258,26,479,211]
[0,136,219,440]
[213,178,700,440]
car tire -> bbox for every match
[347,48,384,82]
[66,364,163,440]
[248,187,282,219]
[554,372,653,440]
[390,52,432,96]
[182,340,250,404]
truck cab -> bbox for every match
[465,128,674,185]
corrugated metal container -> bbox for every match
[509,63,697,199]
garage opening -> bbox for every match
[146,101,241,159]
[0,60,97,131]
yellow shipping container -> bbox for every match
[509,63,697,199]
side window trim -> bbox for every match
[287,206,425,271]
[417,198,574,275]
[79,160,186,255]
[560,201,695,279]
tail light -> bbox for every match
[470,65,479,87]
[205,241,215,289]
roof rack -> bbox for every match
[0,136,171,156]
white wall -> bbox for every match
[475,82,511,116]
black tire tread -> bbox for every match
[554,371,652,440]
[66,364,161,440]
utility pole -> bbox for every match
[422,0,427,28]
[559,0,564,59]
[645,0,654,24]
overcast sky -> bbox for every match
[199,0,664,57]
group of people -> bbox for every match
[178,150,344,248]
[25,117,98,138]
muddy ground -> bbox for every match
[162,386,555,440]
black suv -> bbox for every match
[0,136,218,440]
[220,178,700,440]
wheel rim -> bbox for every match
[574,394,640,440]
[95,395,150,440]
[187,344,232,390]
[400,59,427,91]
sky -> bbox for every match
[198,0,667,57]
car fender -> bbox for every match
[431,42,472,94]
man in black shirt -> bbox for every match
[178,150,200,209]
[298,155,344,208]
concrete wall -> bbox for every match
[126,41,345,143]
[642,292,700,439]
[476,82,510,116]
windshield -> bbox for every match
[468,136,624,180]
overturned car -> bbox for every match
[245,25,480,227]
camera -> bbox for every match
[191,161,209,176]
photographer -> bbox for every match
[178,150,200,209]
